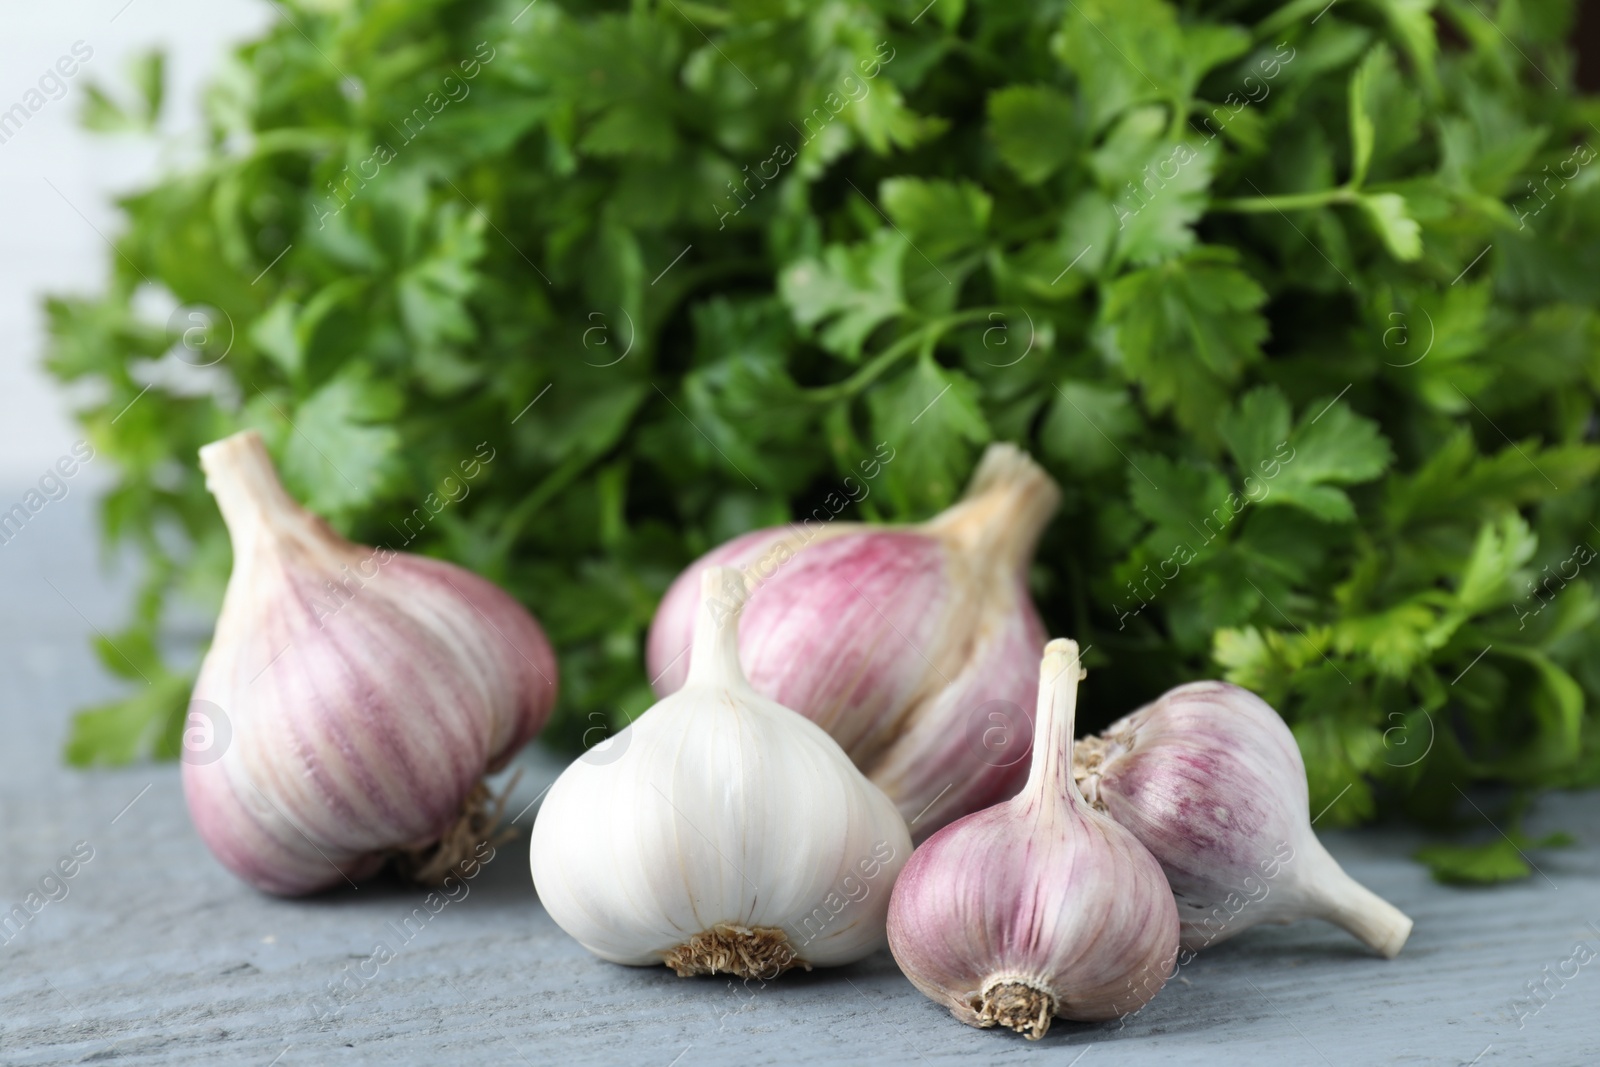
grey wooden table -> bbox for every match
[1,491,1594,1066]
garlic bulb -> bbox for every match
[646,443,1059,837]
[1074,681,1413,957]
[887,640,1179,1040]
[532,566,912,979]
[183,430,556,895]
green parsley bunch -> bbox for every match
[48,0,1600,881]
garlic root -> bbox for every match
[662,924,810,980]
[390,775,519,884]
[972,980,1055,1040]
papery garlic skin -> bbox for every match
[184,431,556,896]
[1074,681,1413,957]
[646,444,1058,837]
[532,567,912,978]
[887,641,1179,1040]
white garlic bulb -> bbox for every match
[531,567,912,979]
[184,430,557,895]
[887,640,1179,1040]
[1074,681,1413,957]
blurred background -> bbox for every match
[7,2,1600,480]
[4,2,269,483]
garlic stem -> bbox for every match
[1313,856,1415,958]
[922,443,1060,570]
[684,567,751,688]
[198,430,312,555]
[1023,639,1085,804]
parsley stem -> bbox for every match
[1251,0,1330,43]
[1209,186,1359,213]
[802,307,1005,404]
[490,453,590,561]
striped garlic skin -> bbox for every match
[183,431,556,895]
[888,641,1179,1038]
[645,444,1057,837]
[1075,682,1413,957]
[532,568,912,974]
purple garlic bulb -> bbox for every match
[1074,681,1413,957]
[646,443,1059,837]
[887,640,1180,1040]
[183,430,557,895]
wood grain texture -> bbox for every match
[0,495,1593,1065]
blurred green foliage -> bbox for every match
[48,0,1600,880]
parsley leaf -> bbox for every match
[1101,246,1268,437]
[1263,394,1394,523]
[780,231,908,360]
[868,355,990,514]
[988,85,1080,184]
[1415,831,1574,885]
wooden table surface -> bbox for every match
[1,493,1594,1067]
